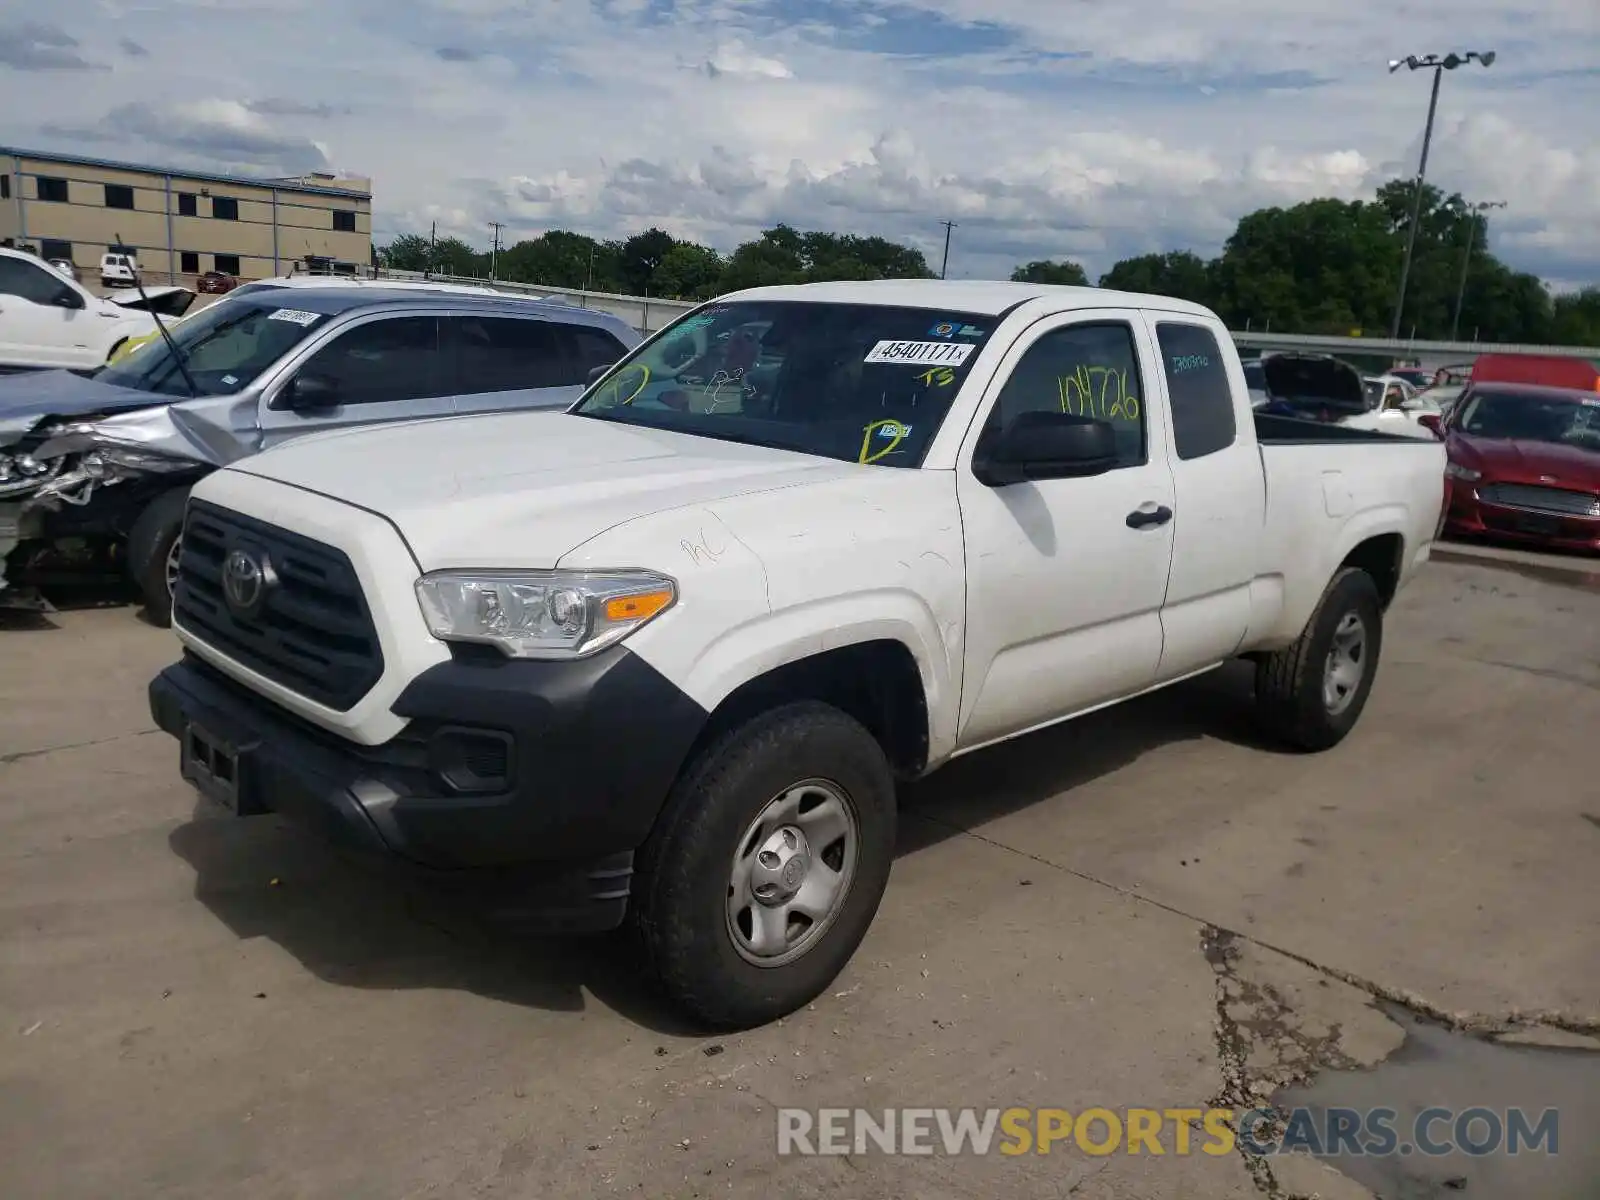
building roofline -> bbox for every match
[0,145,371,200]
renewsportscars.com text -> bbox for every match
[776,1106,1560,1158]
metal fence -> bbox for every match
[371,268,697,331]
[369,269,1600,358]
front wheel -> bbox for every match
[1254,567,1384,751]
[632,702,897,1030]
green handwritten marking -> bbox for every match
[916,366,957,388]
[601,363,650,406]
[1056,364,1139,422]
[859,419,907,464]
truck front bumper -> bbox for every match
[149,646,708,934]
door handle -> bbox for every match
[1125,505,1173,529]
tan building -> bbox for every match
[0,146,371,287]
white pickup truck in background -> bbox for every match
[148,280,1447,1029]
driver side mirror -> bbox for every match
[53,290,86,310]
[586,363,615,386]
[284,372,341,410]
[974,409,1120,488]
[1417,413,1443,437]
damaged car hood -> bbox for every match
[0,370,171,444]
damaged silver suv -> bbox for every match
[0,286,639,624]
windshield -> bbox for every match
[1456,388,1600,450]
[96,298,332,396]
[571,301,999,467]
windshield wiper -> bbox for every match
[117,232,200,399]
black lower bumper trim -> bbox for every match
[149,645,710,933]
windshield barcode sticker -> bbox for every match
[864,340,975,367]
[268,308,321,326]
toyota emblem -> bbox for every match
[222,548,274,616]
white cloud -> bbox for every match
[0,0,1595,287]
[702,41,794,81]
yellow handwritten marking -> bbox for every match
[916,366,956,388]
[1056,364,1139,422]
[602,363,650,406]
[858,419,907,464]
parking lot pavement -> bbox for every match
[2,559,1597,1200]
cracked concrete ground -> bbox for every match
[2,558,1597,1200]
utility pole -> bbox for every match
[428,220,437,278]
[1386,50,1496,339]
[1450,199,1505,341]
[487,221,504,280]
[939,220,957,280]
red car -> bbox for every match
[1435,383,1600,553]
[196,270,237,294]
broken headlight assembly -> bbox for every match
[20,434,200,509]
[0,451,67,499]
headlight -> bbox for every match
[0,452,65,498]
[415,569,677,659]
[1444,462,1481,482]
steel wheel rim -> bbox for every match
[164,534,183,599]
[1322,611,1367,716]
[726,777,859,969]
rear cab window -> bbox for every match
[1155,322,1237,460]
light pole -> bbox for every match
[1386,50,1496,339]
[1449,199,1505,341]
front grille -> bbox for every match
[173,501,384,711]
[1477,483,1600,518]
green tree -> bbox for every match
[1098,251,1213,306]
[1551,287,1600,347]
[1011,259,1090,285]
[652,242,725,299]
[430,236,486,277]
[619,227,680,294]
[719,229,806,291]
[377,233,432,271]
[1208,198,1400,335]
[497,231,605,289]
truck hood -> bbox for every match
[229,411,863,570]
[0,370,167,444]
[1451,433,1600,489]
[1263,354,1367,413]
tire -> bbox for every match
[632,701,897,1030]
[127,489,191,628]
[1255,567,1384,752]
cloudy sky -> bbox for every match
[2,0,1598,288]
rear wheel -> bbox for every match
[1255,567,1383,751]
[632,702,897,1030]
[127,489,190,627]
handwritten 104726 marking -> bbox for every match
[1056,364,1141,422]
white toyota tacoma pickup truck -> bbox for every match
[149,281,1447,1029]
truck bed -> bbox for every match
[1254,412,1431,444]
[1248,414,1447,648]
